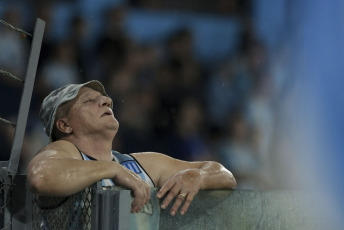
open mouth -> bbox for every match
[101,109,113,117]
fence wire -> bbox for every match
[32,187,93,230]
[0,182,11,230]
[0,117,16,128]
[0,69,24,83]
[0,19,32,38]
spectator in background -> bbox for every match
[246,72,274,187]
[0,8,29,76]
[40,41,82,91]
[164,28,205,99]
[0,7,29,114]
[66,15,90,82]
[152,29,206,153]
[206,57,252,128]
[169,97,212,161]
[152,64,178,138]
[114,86,158,153]
[0,5,54,164]
[217,108,266,189]
[90,5,133,82]
[240,27,274,186]
[0,8,29,160]
[34,1,56,68]
[105,43,160,153]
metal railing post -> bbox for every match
[8,18,45,175]
[91,182,131,230]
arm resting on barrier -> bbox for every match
[132,152,236,215]
[27,140,150,213]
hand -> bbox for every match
[113,165,151,213]
[156,169,203,216]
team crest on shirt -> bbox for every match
[121,160,142,174]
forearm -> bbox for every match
[198,161,236,190]
[28,158,118,196]
[156,160,236,216]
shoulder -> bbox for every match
[131,152,200,169]
[130,152,207,187]
[130,152,174,165]
[130,152,171,186]
[35,140,82,160]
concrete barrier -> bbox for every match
[4,178,335,230]
[157,189,331,230]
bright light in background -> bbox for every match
[277,0,344,228]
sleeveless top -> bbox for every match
[80,151,160,230]
[80,150,155,187]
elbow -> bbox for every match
[225,166,236,189]
[27,169,45,195]
[27,162,50,195]
[204,161,237,189]
[217,162,236,189]
[231,173,237,189]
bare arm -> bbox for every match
[132,152,236,215]
[28,141,115,196]
[27,140,150,212]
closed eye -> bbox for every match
[84,98,95,103]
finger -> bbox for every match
[145,183,151,204]
[142,181,150,205]
[157,179,175,199]
[131,196,140,213]
[129,180,140,212]
[138,180,150,206]
[130,175,149,212]
[137,181,150,211]
[131,182,147,213]
[169,192,188,216]
[138,183,149,212]
[179,192,195,215]
[160,184,181,210]
[131,190,142,212]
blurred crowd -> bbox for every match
[0,0,291,189]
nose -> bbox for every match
[99,95,112,108]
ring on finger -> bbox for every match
[178,193,187,199]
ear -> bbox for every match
[56,118,73,134]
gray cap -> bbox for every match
[39,80,112,140]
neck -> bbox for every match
[65,134,114,161]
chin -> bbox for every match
[107,122,119,139]
[111,119,119,131]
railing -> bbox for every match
[0,18,45,175]
[31,181,161,230]
[30,182,327,230]
[0,17,45,230]
[1,173,335,230]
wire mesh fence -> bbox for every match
[32,185,132,230]
[0,184,5,230]
[32,187,93,230]
[0,180,10,230]
[0,180,126,230]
